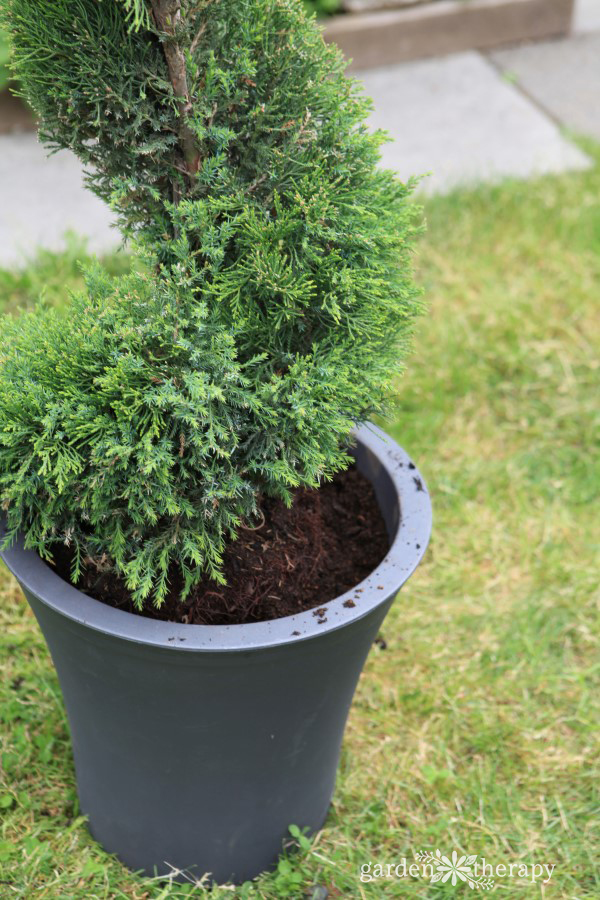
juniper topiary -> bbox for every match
[0,0,422,607]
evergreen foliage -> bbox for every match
[0,0,422,607]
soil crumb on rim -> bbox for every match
[51,467,390,625]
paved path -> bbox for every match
[361,51,590,194]
[0,0,597,266]
[491,33,600,141]
[574,0,600,33]
[0,134,117,268]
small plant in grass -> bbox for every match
[304,0,342,17]
[0,27,9,90]
[0,0,421,609]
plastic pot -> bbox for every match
[1,424,431,884]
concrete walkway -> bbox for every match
[361,50,590,194]
[0,134,118,267]
[0,0,597,267]
[491,33,600,141]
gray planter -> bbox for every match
[1,424,431,885]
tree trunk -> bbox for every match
[151,0,201,188]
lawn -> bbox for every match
[1,144,598,898]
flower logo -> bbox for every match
[435,850,476,885]
[415,850,495,890]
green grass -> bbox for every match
[1,145,599,898]
[0,28,10,91]
[303,0,341,18]
[0,235,131,317]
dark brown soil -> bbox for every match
[51,467,390,625]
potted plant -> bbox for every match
[0,0,431,885]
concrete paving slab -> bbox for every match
[359,51,590,193]
[0,133,118,268]
[573,0,600,34]
[490,34,600,140]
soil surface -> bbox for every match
[51,467,390,625]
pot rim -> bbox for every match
[0,424,431,652]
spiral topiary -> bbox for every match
[0,0,422,606]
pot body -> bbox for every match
[26,588,392,883]
[1,425,431,884]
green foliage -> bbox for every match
[119,0,151,29]
[0,0,421,606]
[0,268,263,603]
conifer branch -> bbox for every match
[150,0,201,189]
